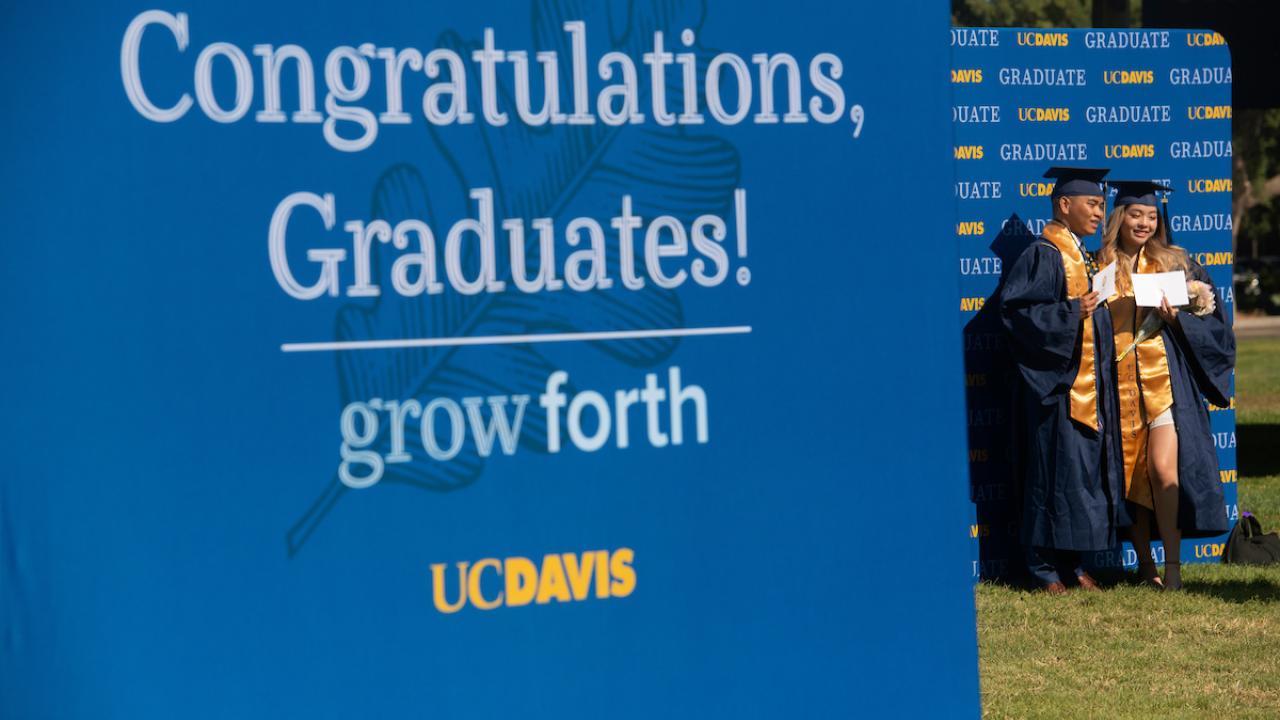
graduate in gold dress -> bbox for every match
[1096,181,1235,591]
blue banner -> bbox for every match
[951,27,1235,579]
[1,2,978,717]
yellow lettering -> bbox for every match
[1018,107,1070,122]
[467,558,504,610]
[610,547,637,598]
[1188,32,1226,46]
[950,68,983,84]
[594,550,611,598]
[562,551,597,601]
[960,297,986,311]
[1017,32,1068,47]
[1104,144,1155,159]
[434,547,636,613]
[1188,178,1232,192]
[1220,469,1237,483]
[969,448,988,463]
[535,553,572,604]
[953,145,985,160]
[1104,70,1154,84]
[1194,251,1233,266]
[504,556,539,607]
[1188,105,1232,120]
[1195,542,1227,559]
[430,561,469,614]
[1019,181,1054,197]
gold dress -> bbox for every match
[1107,247,1177,511]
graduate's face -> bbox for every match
[1057,194,1106,236]
[1119,204,1160,251]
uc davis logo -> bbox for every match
[430,548,636,613]
[951,68,983,84]
[1188,178,1232,193]
[1017,107,1070,122]
[1104,143,1156,159]
[1016,31,1068,47]
[1102,69,1154,84]
[1194,542,1226,559]
[1188,105,1232,120]
[1019,181,1055,197]
[954,145,984,160]
[1187,31,1227,46]
[1193,251,1233,266]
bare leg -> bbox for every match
[1130,506,1162,587]
[1148,423,1182,590]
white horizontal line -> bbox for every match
[281,325,752,353]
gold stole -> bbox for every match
[1040,222,1099,431]
[1108,248,1175,510]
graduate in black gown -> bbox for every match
[1000,167,1127,593]
[1096,181,1235,591]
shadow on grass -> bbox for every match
[1053,568,1280,602]
[1239,424,1280,477]
[1186,576,1280,603]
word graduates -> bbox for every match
[269,188,751,300]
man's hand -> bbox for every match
[1078,290,1101,319]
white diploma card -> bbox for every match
[1092,261,1117,300]
[1132,270,1190,307]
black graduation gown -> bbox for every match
[1151,262,1235,537]
[1000,242,1127,551]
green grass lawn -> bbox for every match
[977,337,1280,719]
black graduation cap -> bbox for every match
[1110,180,1176,242]
[1043,166,1109,197]
[1110,180,1172,208]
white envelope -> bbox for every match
[1132,270,1190,307]
[1092,261,1117,300]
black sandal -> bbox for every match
[1137,560,1164,589]
[1162,561,1183,591]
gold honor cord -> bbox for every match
[1108,248,1175,509]
[1040,222,1099,431]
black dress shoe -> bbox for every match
[1040,581,1069,595]
[1075,572,1102,592]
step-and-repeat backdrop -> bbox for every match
[952,27,1235,579]
[1,2,979,716]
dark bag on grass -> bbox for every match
[1223,512,1280,565]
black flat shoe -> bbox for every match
[1137,561,1165,589]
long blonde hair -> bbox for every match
[1097,205,1188,292]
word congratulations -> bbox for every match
[122,11,860,152]
[270,188,749,300]
[430,548,636,613]
[338,367,707,488]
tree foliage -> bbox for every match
[952,0,1093,28]
[1234,109,1280,258]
